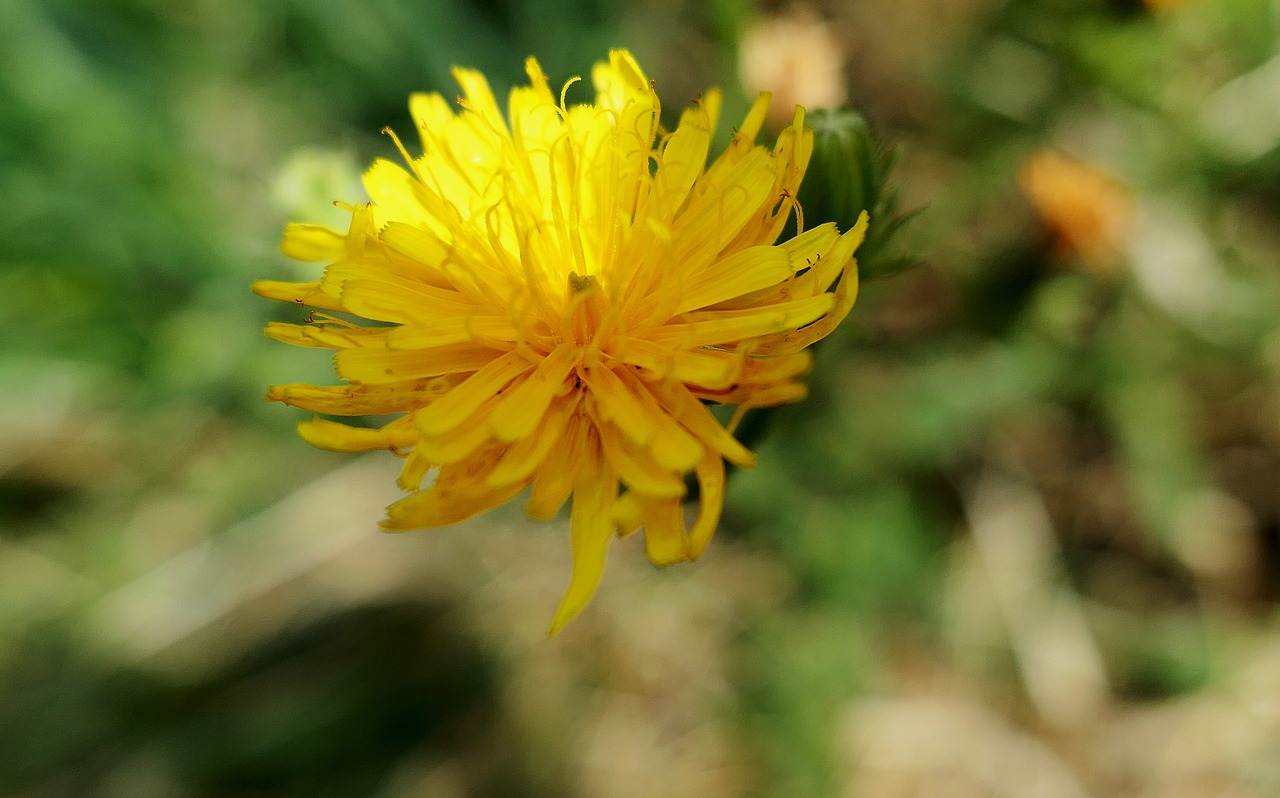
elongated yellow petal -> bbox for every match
[639,497,691,566]
[780,222,841,273]
[594,414,686,498]
[386,316,522,349]
[579,361,654,446]
[655,293,834,349]
[702,380,805,407]
[266,380,453,415]
[409,91,455,145]
[335,343,501,383]
[252,280,344,311]
[452,66,508,135]
[673,245,793,315]
[613,492,644,537]
[644,378,756,468]
[379,222,456,288]
[755,214,867,355]
[339,277,473,324]
[414,394,502,464]
[280,223,346,262]
[621,339,742,389]
[547,428,616,635]
[383,480,524,529]
[737,92,772,145]
[414,351,532,437]
[651,105,712,216]
[296,416,416,452]
[614,368,705,471]
[363,159,442,226]
[527,406,589,520]
[398,448,432,491]
[672,148,777,265]
[265,321,380,350]
[489,342,579,442]
[688,453,726,557]
[487,392,581,488]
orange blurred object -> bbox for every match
[1019,149,1133,271]
[739,8,848,129]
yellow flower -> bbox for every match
[255,50,867,634]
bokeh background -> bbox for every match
[4,0,1280,795]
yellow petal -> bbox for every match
[384,440,522,528]
[711,222,847,311]
[621,339,741,389]
[613,491,644,537]
[547,428,617,635]
[265,321,380,350]
[251,280,344,312]
[701,87,723,134]
[335,342,502,383]
[280,223,346,262]
[672,148,777,266]
[409,92,456,147]
[755,214,867,355]
[594,414,687,499]
[655,293,835,349]
[579,362,654,447]
[740,351,813,384]
[526,406,589,520]
[415,394,500,464]
[651,104,712,217]
[398,447,432,491]
[452,66,508,136]
[386,316,522,349]
[737,92,772,145]
[339,277,472,324]
[415,351,532,437]
[780,222,841,274]
[489,342,579,442]
[296,416,415,452]
[615,369,705,472]
[363,159,451,228]
[688,453,726,557]
[796,211,868,296]
[487,392,582,488]
[383,480,523,529]
[640,497,691,566]
[593,49,652,118]
[673,245,793,315]
[265,380,453,415]
[695,381,808,407]
[644,378,755,468]
[379,222,456,289]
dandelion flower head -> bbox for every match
[254,50,867,633]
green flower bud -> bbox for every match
[800,108,918,279]
[802,109,882,231]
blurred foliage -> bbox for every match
[3,0,1280,796]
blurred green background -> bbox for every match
[3,0,1280,795]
